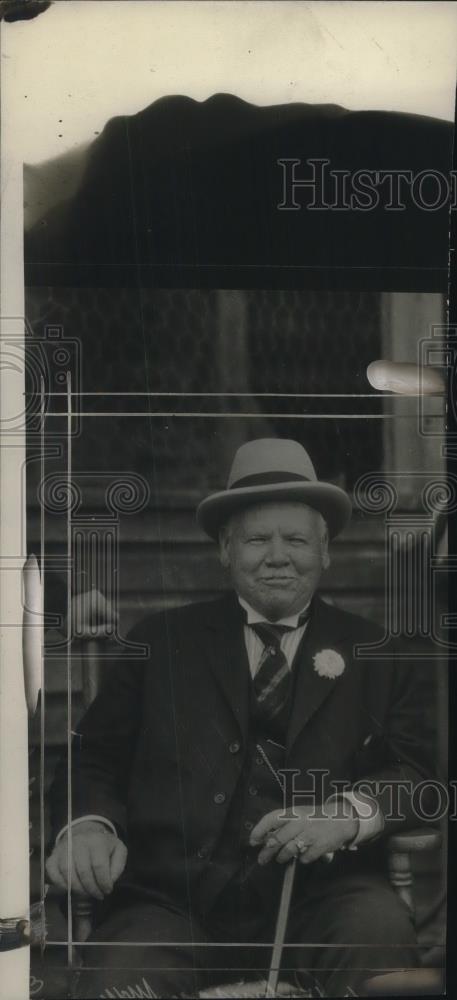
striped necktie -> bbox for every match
[250,609,310,722]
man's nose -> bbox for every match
[265,538,289,565]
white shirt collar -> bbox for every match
[238,595,311,628]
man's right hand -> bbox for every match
[45,821,127,900]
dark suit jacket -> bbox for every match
[50,593,433,914]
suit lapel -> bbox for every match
[202,593,251,739]
[287,596,348,752]
[200,593,349,750]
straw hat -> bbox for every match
[197,439,352,540]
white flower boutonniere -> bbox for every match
[313,648,345,679]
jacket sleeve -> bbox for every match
[49,626,147,844]
[352,653,439,837]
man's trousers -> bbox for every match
[75,870,418,999]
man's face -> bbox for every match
[219,502,330,620]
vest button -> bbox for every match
[269,646,277,656]
[229,741,241,754]
[255,756,264,766]
[248,785,259,796]
[244,820,254,832]
[214,792,226,804]
[197,846,209,859]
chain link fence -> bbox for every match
[26,286,382,491]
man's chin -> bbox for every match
[255,593,301,621]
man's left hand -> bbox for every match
[250,802,358,865]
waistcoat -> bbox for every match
[199,650,303,918]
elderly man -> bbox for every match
[47,438,428,998]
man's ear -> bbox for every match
[321,530,330,571]
[219,527,231,569]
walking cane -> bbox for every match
[265,856,298,998]
[198,857,304,998]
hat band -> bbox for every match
[229,471,311,490]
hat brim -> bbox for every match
[196,481,352,541]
